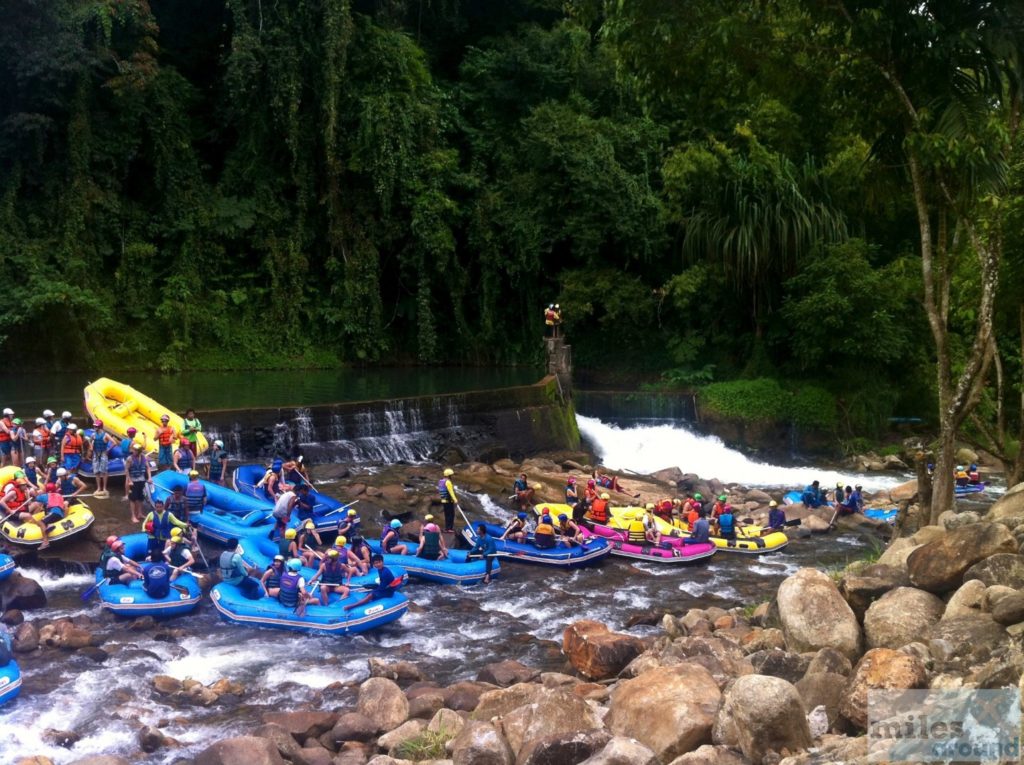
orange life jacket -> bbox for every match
[157,426,175,446]
[3,483,26,511]
[33,427,50,448]
[589,499,609,523]
[0,417,11,442]
[62,433,83,454]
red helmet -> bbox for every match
[144,521,154,533]
[105,535,119,547]
[45,482,57,492]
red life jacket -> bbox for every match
[3,483,27,511]
[62,433,83,454]
[0,417,11,442]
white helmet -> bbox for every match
[61,411,72,419]
[68,423,78,431]
[42,409,54,418]
[35,417,45,425]
[57,468,67,477]
[2,408,12,416]
[214,439,224,448]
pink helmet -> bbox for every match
[127,427,137,435]
[567,477,576,484]
[587,479,595,487]
[105,535,119,547]
[93,419,103,427]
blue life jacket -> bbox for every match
[208,450,227,479]
[150,510,173,540]
[322,559,344,584]
[168,542,190,568]
[565,487,577,503]
[92,432,105,456]
[60,476,75,496]
[264,563,283,589]
[437,478,451,501]
[185,480,206,514]
[144,563,171,599]
[219,551,244,583]
[278,571,301,607]
[513,478,527,492]
[295,494,315,520]
[176,449,193,470]
[127,455,147,480]
[166,496,188,519]
[381,528,398,553]
[718,513,735,535]
[120,437,132,456]
[24,466,38,486]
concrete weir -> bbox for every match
[198,375,580,463]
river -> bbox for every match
[0,374,906,763]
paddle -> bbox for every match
[80,577,109,602]
[321,499,359,518]
[170,583,190,596]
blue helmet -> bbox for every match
[287,558,302,571]
[390,519,402,529]
[272,459,283,471]
[518,512,527,519]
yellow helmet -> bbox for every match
[284,528,297,539]
[336,535,347,546]
[600,493,610,500]
[303,520,315,530]
[425,514,434,521]
[170,527,184,539]
[443,468,454,477]
[326,548,340,558]
[645,503,655,511]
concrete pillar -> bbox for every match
[545,337,573,398]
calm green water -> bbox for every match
[2,367,542,415]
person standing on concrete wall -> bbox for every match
[438,468,458,533]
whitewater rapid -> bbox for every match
[577,415,904,490]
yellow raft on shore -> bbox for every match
[84,377,207,456]
[609,506,788,554]
[0,466,95,546]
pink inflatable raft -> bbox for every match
[580,523,716,564]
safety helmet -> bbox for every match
[47,456,58,464]
[694,493,702,500]
[956,465,964,471]
[34,417,45,425]
[558,513,568,521]
[13,471,24,480]
[443,468,454,477]
[271,459,283,471]
[587,479,595,486]
[214,440,224,448]
[93,420,103,428]
[542,515,552,524]
[836,482,843,488]
[533,483,541,490]
[43,409,54,418]
[600,492,610,500]
[144,521,154,533]
[327,548,340,558]
[769,500,778,508]
[171,485,183,493]
[303,520,314,530]
[284,528,297,539]
[336,536,347,546]
[390,519,402,529]
[287,558,302,571]
[555,304,560,309]
[2,408,12,416]
[160,414,170,422]
[105,535,119,547]
[61,411,72,419]
[25,456,35,464]
[127,427,137,435]
[273,554,285,562]
[12,418,21,426]
[645,503,655,511]
[188,470,199,478]
[567,477,576,484]
[56,468,67,477]
[170,528,184,539]
[112,539,125,550]
[68,423,78,431]
[347,509,357,516]
[718,495,727,501]
[424,514,434,521]
[45,482,56,491]
[133,441,144,450]
[518,512,527,519]
[969,463,978,471]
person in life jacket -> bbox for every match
[206,439,229,485]
[100,538,143,585]
[8,418,26,468]
[381,519,409,555]
[142,498,190,561]
[501,512,529,542]
[88,421,116,498]
[968,464,981,484]
[261,555,286,597]
[625,512,647,544]
[293,484,316,524]
[22,456,41,490]
[0,408,14,467]
[586,493,611,524]
[164,527,195,580]
[61,423,83,473]
[32,482,67,529]
[564,477,583,521]
[954,465,970,487]
[344,553,401,612]
[416,514,448,560]
[164,486,189,530]
[513,473,535,511]
[654,498,674,523]
[40,410,56,460]
[555,514,584,546]
[642,505,663,545]
[711,495,727,519]
[767,500,787,531]
[143,559,172,600]
[278,527,301,559]
[218,537,262,599]
[31,418,50,466]
[801,480,823,508]
[155,414,177,468]
[533,513,556,549]
[270,487,298,540]
[297,520,323,567]
[49,411,72,461]
[44,456,59,485]
[183,470,207,524]
[172,439,194,474]
[468,523,497,584]
[181,408,202,455]
[309,548,351,605]
[543,304,556,337]
[684,509,711,545]
[56,467,86,501]
[277,558,310,615]
[1,473,50,546]
[347,535,372,575]
[438,468,458,532]
[583,478,599,508]
[337,508,361,538]
[257,459,286,500]
[716,505,736,540]
[125,441,152,522]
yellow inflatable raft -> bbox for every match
[0,466,95,546]
[609,506,788,554]
[84,377,207,456]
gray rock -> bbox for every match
[907,523,1017,593]
[520,729,612,765]
[746,649,809,684]
[804,648,853,678]
[774,568,862,661]
[476,660,539,688]
[713,674,812,763]
[795,673,847,732]
[863,587,944,649]
[194,736,285,765]
[0,572,46,611]
[991,593,1024,626]
[964,554,1024,589]
[138,725,166,754]
[942,579,987,620]
[497,687,603,762]
[580,736,658,765]
[449,721,513,765]
[927,615,1008,669]
[377,720,426,756]
[332,713,380,744]
[369,658,424,684]
[358,679,410,733]
[254,722,303,760]
[666,745,749,765]
[12,621,38,652]
[840,649,928,729]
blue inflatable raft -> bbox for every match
[233,464,350,532]
[460,523,611,567]
[95,533,202,618]
[150,471,279,543]
[0,554,15,582]
[238,535,409,592]
[0,660,21,705]
[956,482,986,496]
[78,428,127,478]
[864,508,898,524]
[365,539,499,585]
[210,582,408,634]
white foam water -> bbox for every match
[578,415,904,490]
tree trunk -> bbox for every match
[930,429,957,525]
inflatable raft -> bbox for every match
[864,508,898,524]
[238,535,409,592]
[0,465,95,545]
[364,539,500,585]
[94,533,202,618]
[608,507,789,555]
[461,522,611,567]
[150,471,278,543]
[84,377,208,456]
[0,554,15,582]
[78,429,127,478]
[233,464,347,532]
[210,582,408,635]
[956,482,986,496]
[782,490,833,507]
[0,660,22,706]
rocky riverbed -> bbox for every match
[3,455,1016,765]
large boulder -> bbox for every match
[667,745,749,765]
[964,554,1024,589]
[377,719,427,756]
[804,648,853,678]
[839,649,928,729]
[473,684,545,721]
[713,674,812,762]
[579,737,658,765]
[942,579,986,621]
[332,713,379,744]
[795,672,847,732]
[927,615,1008,669]
[889,479,918,502]
[262,711,338,740]
[988,481,1024,522]
[992,592,1024,626]
[449,721,513,765]
[194,736,286,765]
[562,620,644,680]
[876,538,921,571]
[253,723,302,761]
[357,678,410,732]
[606,664,721,762]
[863,587,944,649]
[774,569,862,661]
[0,572,46,611]
[477,660,540,688]
[840,565,911,619]
[746,650,809,684]
[519,729,611,765]
[496,687,603,762]
[907,523,1017,593]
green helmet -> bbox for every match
[694,493,702,500]
[718,495,727,501]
